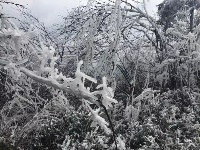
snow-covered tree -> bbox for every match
[1,0,200,149]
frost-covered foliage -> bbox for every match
[1,0,200,149]
[128,88,200,149]
[0,1,118,149]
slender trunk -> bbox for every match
[190,6,194,32]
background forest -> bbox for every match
[0,0,200,149]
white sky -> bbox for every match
[2,0,163,27]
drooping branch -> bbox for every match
[19,67,100,106]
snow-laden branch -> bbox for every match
[19,65,99,105]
